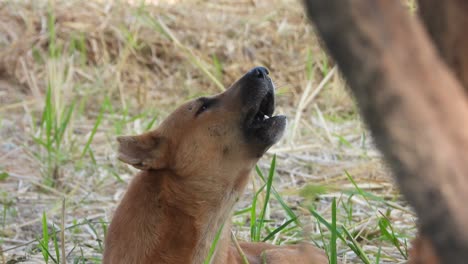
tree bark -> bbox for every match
[303,0,468,263]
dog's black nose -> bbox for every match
[249,66,269,79]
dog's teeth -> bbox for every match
[264,115,269,120]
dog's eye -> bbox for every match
[195,98,213,116]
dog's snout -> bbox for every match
[250,66,269,79]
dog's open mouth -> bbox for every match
[243,82,287,150]
[252,89,275,124]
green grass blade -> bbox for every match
[250,184,266,241]
[37,239,58,264]
[255,155,276,241]
[341,226,371,264]
[308,207,344,241]
[255,165,298,224]
[84,219,103,252]
[0,172,9,181]
[311,203,371,263]
[262,217,297,242]
[375,246,382,264]
[203,222,225,264]
[44,84,54,152]
[100,218,108,241]
[145,113,159,131]
[55,102,75,149]
[344,170,376,209]
[80,100,106,158]
[378,216,408,259]
[234,206,252,216]
[310,207,370,262]
[330,198,337,264]
[42,211,50,263]
[31,136,49,149]
[212,54,223,83]
[52,224,60,263]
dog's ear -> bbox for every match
[117,133,169,170]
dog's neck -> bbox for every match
[161,169,251,263]
[111,169,251,263]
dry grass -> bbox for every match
[0,0,415,263]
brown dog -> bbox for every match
[103,67,327,264]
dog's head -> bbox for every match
[117,67,286,181]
